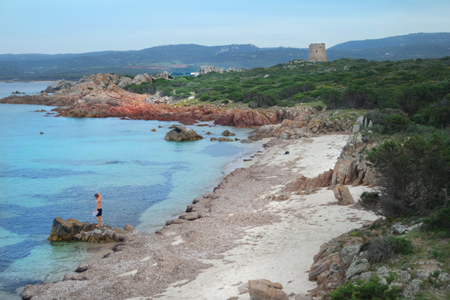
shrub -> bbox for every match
[359,192,380,212]
[222,100,229,104]
[291,93,307,102]
[342,86,376,108]
[366,133,450,217]
[396,84,439,115]
[423,208,450,233]
[321,89,343,108]
[229,91,243,101]
[367,236,414,263]
[329,274,400,300]
[248,94,277,108]
[382,114,410,132]
[313,104,324,111]
[199,94,210,101]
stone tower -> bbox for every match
[308,43,328,62]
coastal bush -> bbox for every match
[423,208,450,234]
[366,133,450,217]
[367,236,414,263]
[359,192,380,212]
[329,275,400,300]
[247,94,277,108]
[199,94,210,101]
[112,56,450,115]
[313,104,324,111]
[364,109,410,134]
[321,88,343,108]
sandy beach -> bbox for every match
[24,134,378,300]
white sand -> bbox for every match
[155,135,378,300]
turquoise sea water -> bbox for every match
[0,82,51,99]
[0,86,260,299]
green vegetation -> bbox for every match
[363,132,450,218]
[367,236,414,263]
[122,57,450,119]
[329,275,400,300]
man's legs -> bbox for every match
[96,216,102,226]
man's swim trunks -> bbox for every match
[97,208,102,216]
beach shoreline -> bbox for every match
[22,134,378,300]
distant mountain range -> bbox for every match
[1,32,449,81]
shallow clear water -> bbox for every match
[0,100,260,299]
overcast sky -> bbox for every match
[1,0,449,54]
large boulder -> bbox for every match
[118,77,132,88]
[132,74,152,85]
[164,126,203,141]
[331,133,377,186]
[48,217,95,241]
[333,185,354,205]
[48,217,134,243]
[248,279,289,300]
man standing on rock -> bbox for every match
[94,191,103,227]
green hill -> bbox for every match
[329,32,450,50]
[0,33,449,81]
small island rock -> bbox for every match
[222,130,236,136]
[164,126,203,141]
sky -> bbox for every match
[0,0,449,54]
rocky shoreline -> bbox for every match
[1,73,355,130]
[21,132,379,300]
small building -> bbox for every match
[308,43,328,62]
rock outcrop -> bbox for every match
[284,169,334,195]
[331,131,377,186]
[308,219,430,297]
[118,77,132,88]
[48,217,96,241]
[164,126,203,141]
[246,110,353,139]
[199,65,223,75]
[48,217,134,243]
[132,73,153,85]
[248,279,289,300]
[44,80,75,93]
